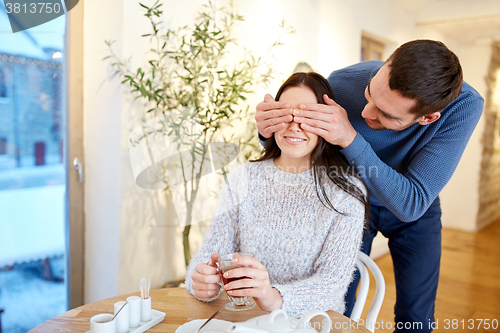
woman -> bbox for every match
[185,72,368,317]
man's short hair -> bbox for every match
[387,39,463,117]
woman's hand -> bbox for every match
[191,252,221,299]
[222,255,283,312]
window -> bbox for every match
[0,9,69,332]
[361,36,385,62]
[0,66,7,98]
[0,138,6,154]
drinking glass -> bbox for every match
[211,252,256,311]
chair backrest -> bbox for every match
[350,252,385,332]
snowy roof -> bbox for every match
[0,182,65,267]
[0,2,65,60]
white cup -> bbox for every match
[140,297,152,322]
[114,301,130,333]
[127,295,141,328]
[90,313,116,333]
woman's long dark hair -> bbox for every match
[252,72,369,219]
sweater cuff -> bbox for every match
[271,283,288,312]
[340,133,370,164]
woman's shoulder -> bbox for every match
[226,160,271,183]
[225,162,246,184]
[230,159,272,174]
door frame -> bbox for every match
[65,0,85,309]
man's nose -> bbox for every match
[362,103,377,119]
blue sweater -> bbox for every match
[328,61,484,222]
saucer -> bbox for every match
[86,309,166,333]
[175,318,235,333]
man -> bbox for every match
[255,40,483,332]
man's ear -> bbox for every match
[417,111,441,126]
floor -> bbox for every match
[361,220,500,332]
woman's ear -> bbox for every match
[417,111,441,126]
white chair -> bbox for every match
[350,252,386,332]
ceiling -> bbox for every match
[389,0,500,43]
[389,0,434,13]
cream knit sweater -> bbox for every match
[185,159,365,317]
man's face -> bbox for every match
[362,64,422,131]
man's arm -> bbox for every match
[272,89,483,221]
[256,93,358,148]
[255,73,483,221]
[341,94,483,222]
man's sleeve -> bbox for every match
[258,132,268,146]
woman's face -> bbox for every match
[274,85,319,164]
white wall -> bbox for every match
[82,0,492,301]
[438,42,490,231]
[115,0,188,297]
[83,0,124,302]
[413,9,495,232]
[411,0,499,231]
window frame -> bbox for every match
[65,0,85,309]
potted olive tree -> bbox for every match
[105,0,293,267]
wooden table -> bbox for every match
[30,288,369,333]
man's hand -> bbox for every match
[292,94,357,148]
[255,94,293,139]
[191,252,221,299]
[222,255,282,312]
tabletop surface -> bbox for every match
[29,288,369,333]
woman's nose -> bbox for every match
[288,121,302,132]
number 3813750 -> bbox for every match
[5,3,63,14]
[443,319,498,330]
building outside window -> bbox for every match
[0,138,6,155]
[0,4,68,333]
[0,66,7,98]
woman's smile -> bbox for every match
[283,135,307,145]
